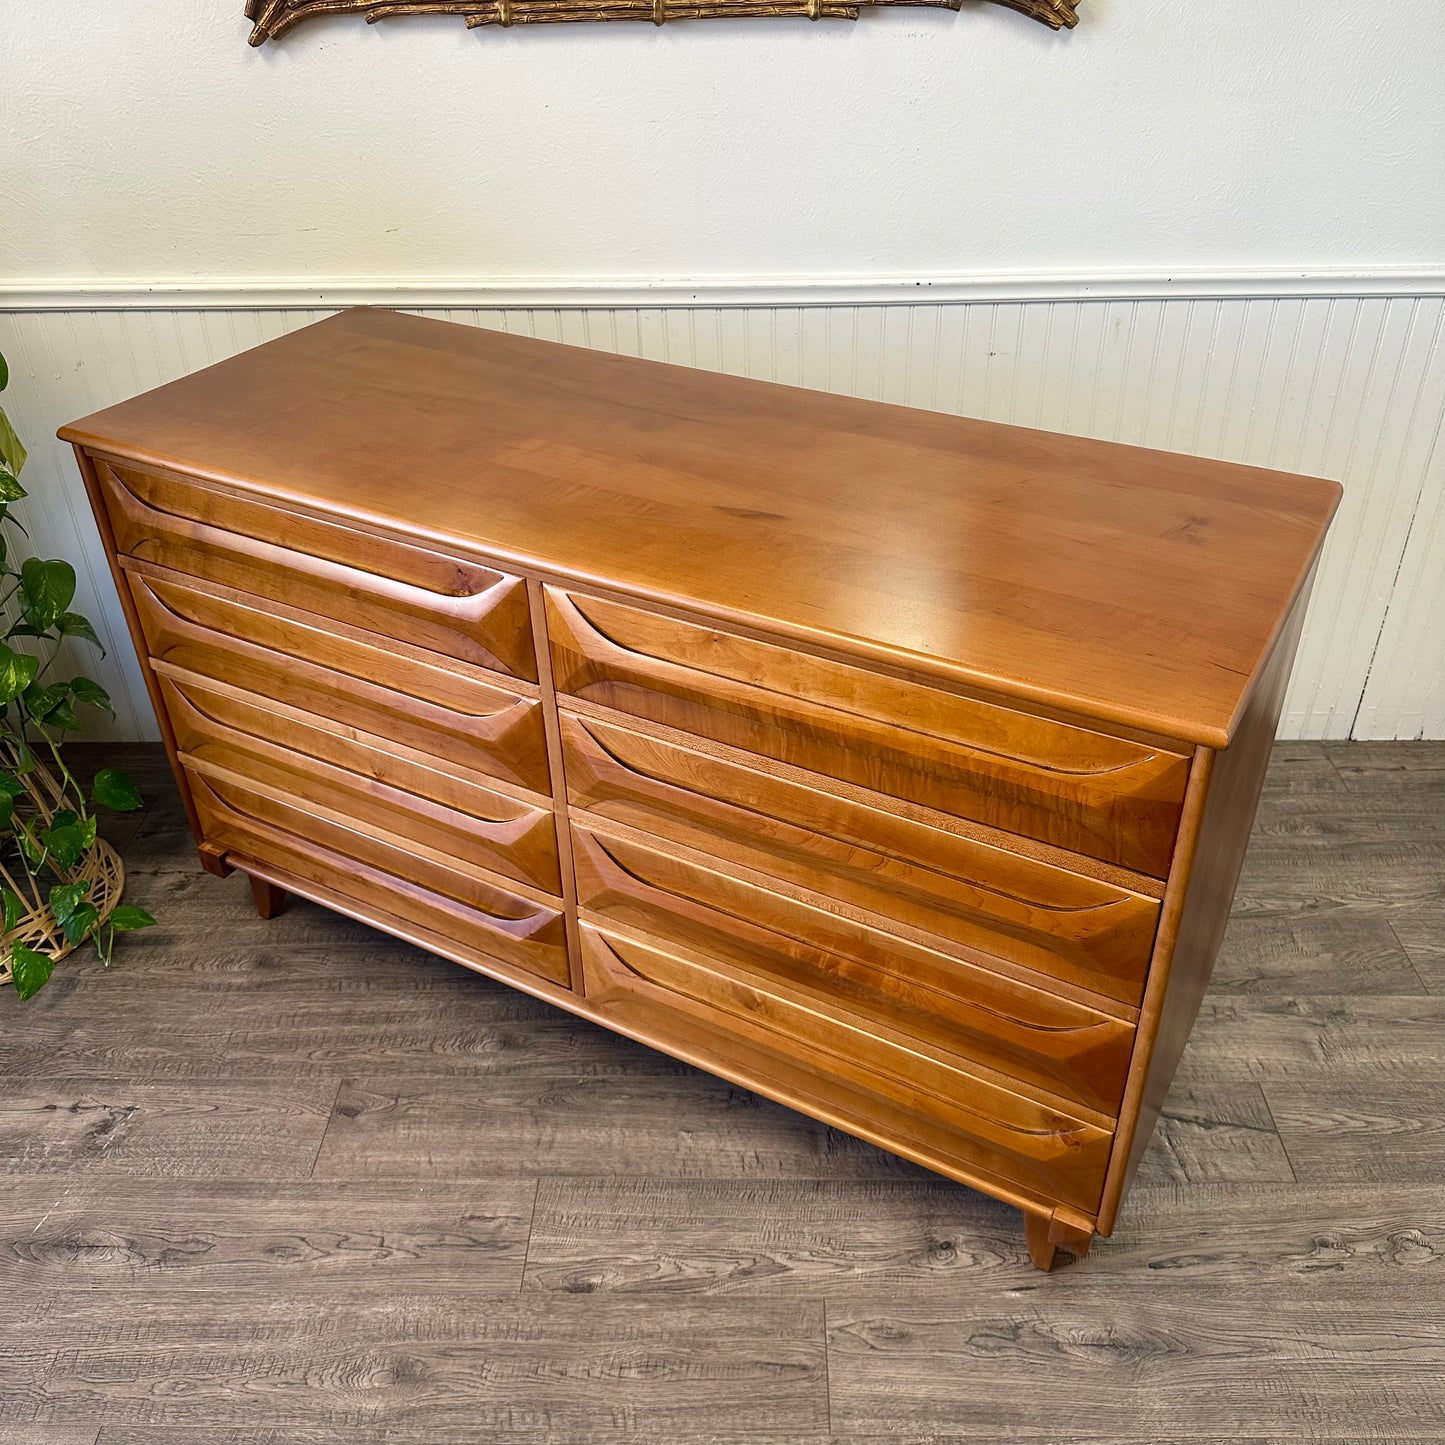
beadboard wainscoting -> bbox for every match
[1,286,1442,743]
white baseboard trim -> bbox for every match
[3,267,1444,311]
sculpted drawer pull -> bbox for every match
[103,459,508,604]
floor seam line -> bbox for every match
[1257,1080,1301,1184]
[518,1176,542,1296]
[1386,917,1437,996]
[305,1077,346,1179]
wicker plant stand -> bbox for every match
[0,760,127,989]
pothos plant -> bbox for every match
[0,347,155,1000]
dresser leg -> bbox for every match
[1024,1211,1057,1271]
[1024,1206,1096,1271]
[248,874,289,920]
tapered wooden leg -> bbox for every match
[1024,1207,1096,1271]
[1049,1209,1095,1262]
[1024,1211,1057,1271]
[248,874,289,920]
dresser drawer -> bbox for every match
[581,924,1113,1213]
[562,710,1158,1006]
[573,825,1135,1114]
[129,568,549,793]
[162,672,561,895]
[95,455,536,681]
[546,589,1189,876]
[187,765,569,985]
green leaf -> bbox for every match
[0,644,40,707]
[41,810,92,870]
[69,677,112,714]
[2,888,23,932]
[60,901,99,946]
[20,558,77,635]
[23,681,70,724]
[58,613,104,654]
[0,406,25,479]
[108,904,156,931]
[0,468,24,504]
[49,880,90,924]
[17,827,44,868]
[0,775,25,799]
[0,795,12,831]
[0,350,9,391]
[92,767,143,812]
[48,872,94,942]
[10,944,54,1000]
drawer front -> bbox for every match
[162,672,561,895]
[96,456,537,681]
[547,588,1188,877]
[572,825,1135,1115]
[562,710,1158,1006]
[187,766,569,986]
[129,568,549,793]
[581,924,1113,1214]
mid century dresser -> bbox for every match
[63,308,1340,1269]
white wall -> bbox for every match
[1,0,1442,740]
[5,0,1444,281]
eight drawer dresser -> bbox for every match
[63,308,1341,1269]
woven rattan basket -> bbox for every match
[0,761,127,989]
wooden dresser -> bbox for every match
[63,309,1340,1269]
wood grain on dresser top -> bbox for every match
[60,306,1340,750]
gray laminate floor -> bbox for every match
[2,741,1443,1443]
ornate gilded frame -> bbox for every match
[246,0,1078,42]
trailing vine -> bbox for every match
[0,347,155,999]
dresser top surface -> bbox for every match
[61,307,1339,747]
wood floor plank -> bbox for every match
[4,978,672,1082]
[94,1433,829,1445]
[1109,1181,1445,1285]
[1250,788,1445,840]
[1391,904,1445,994]
[0,1427,97,1445]
[1325,741,1445,792]
[1258,740,1346,797]
[1128,1081,1295,1188]
[312,1074,931,1182]
[826,1437,1445,1444]
[8,1295,827,1433]
[0,1179,534,1299]
[0,1353,59,1426]
[1172,996,1445,1078]
[0,1080,335,1180]
[524,1176,1443,1298]
[1265,1065,1445,1183]
[1211,907,1425,994]
[826,1297,1445,1438]
[524,1177,1027,1295]
[1228,838,1445,911]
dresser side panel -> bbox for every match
[1097,568,1317,1234]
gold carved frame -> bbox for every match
[246,0,1078,41]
